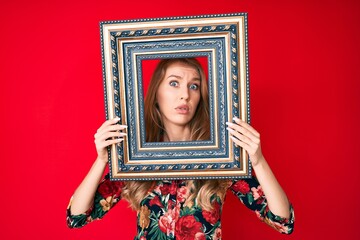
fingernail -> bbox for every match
[120,125,128,128]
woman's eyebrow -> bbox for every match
[166,74,182,79]
[167,75,201,81]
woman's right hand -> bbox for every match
[70,117,127,215]
[94,117,127,163]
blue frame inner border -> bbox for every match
[121,37,229,161]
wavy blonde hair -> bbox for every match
[122,58,228,211]
[122,179,230,211]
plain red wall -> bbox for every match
[1,0,359,239]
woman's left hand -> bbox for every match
[226,117,264,166]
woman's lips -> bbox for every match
[175,105,189,114]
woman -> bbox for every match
[67,58,294,239]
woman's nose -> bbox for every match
[179,86,189,100]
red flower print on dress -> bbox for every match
[194,232,206,240]
[213,228,222,240]
[99,196,118,211]
[160,182,177,195]
[153,184,162,195]
[175,215,203,240]
[251,185,264,200]
[268,220,290,234]
[158,209,175,236]
[231,180,250,194]
[149,196,163,208]
[201,201,221,225]
[86,216,93,223]
[97,179,124,199]
[174,205,180,222]
[255,210,264,221]
[168,199,176,210]
[176,186,190,203]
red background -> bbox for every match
[1,0,359,239]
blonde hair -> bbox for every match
[122,180,230,211]
[122,58,227,211]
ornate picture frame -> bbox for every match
[100,13,251,180]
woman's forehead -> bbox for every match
[165,62,200,76]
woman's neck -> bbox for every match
[163,124,191,142]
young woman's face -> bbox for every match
[156,62,201,129]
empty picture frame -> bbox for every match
[100,13,251,180]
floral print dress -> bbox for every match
[67,174,294,239]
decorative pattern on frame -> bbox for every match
[100,13,251,180]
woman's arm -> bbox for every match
[70,157,108,214]
[69,118,127,215]
[226,117,290,219]
[251,156,290,218]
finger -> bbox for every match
[97,117,121,133]
[226,122,259,144]
[233,117,260,137]
[97,138,124,149]
[95,124,127,137]
[95,124,127,139]
[230,136,256,156]
[95,135,124,146]
[97,131,127,142]
[228,128,259,151]
[227,127,253,145]
[230,136,251,151]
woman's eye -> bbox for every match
[169,81,179,87]
[189,84,199,90]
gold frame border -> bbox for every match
[101,14,250,180]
